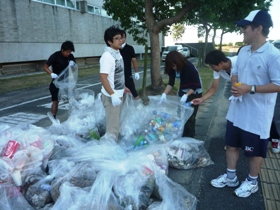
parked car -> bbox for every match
[272,40,280,51]
[182,47,190,58]
[161,45,184,61]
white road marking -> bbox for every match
[0,69,153,112]
[0,112,46,125]
[0,82,101,112]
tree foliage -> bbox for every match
[102,0,273,90]
[172,23,185,41]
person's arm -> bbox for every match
[163,85,173,95]
[100,73,114,96]
[192,79,219,105]
[132,57,138,73]
[43,64,52,75]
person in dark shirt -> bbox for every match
[120,30,140,99]
[43,40,75,119]
[159,51,202,137]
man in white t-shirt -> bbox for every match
[100,25,130,141]
[210,10,280,198]
[192,50,237,105]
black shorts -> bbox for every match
[49,82,59,101]
[225,120,269,158]
[125,76,138,98]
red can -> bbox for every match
[3,140,20,159]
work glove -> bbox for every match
[180,94,188,103]
[111,94,122,107]
[97,93,102,101]
[158,93,167,104]
[228,95,243,102]
[51,73,58,79]
[134,72,140,80]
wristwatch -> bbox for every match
[250,85,255,94]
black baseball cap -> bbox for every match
[236,10,273,28]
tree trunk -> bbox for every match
[202,26,210,67]
[219,31,224,51]
[212,28,216,49]
[149,30,164,91]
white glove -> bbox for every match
[111,94,122,107]
[97,93,102,101]
[51,73,58,79]
[134,72,140,80]
[180,94,188,103]
[158,93,167,104]
[229,95,243,102]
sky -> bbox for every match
[165,0,280,45]
[268,0,279,40]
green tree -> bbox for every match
[171,23,185,41]
[103,0,272,91]
[187,0,271,65]
[103,0,198,92]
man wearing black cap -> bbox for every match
[210,10,280,198]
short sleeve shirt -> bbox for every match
[120,43,136,77]
[213,56,238,81]
[46,51,75,75]
[226,42,280,138]
[100,48,125,97]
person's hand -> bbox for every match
[134,72,140,80]
[51,73,58,79]
[158,93,167,104]
[192,98,203,105]
[180,94,188,103]
[111,94,122,107]
[124,86,131,94]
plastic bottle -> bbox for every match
[185,101,193,107]
[134,135,149,149]
[144,130,157,142]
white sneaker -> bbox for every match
[271,139,280,154]
[234,179,258,198]
[211,173,239,188]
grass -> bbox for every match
[0,60,213,95]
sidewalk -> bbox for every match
[169,77,280,210]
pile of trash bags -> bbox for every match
[0,64,214,210]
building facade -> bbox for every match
[0,0,157,74]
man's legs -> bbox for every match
[125,76,139,99]
[49,82,59,118]
[226,146,239,170]
[101,93,123,140]
[51,100,59,118]
[211,121,240,188]
[248,156,263,177]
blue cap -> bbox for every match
[236,10,273,28]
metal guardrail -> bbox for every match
[184,44,198,57]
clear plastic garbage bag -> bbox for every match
[168,137,214,169]
[53,60,78,100]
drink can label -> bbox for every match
[3,140,20,159]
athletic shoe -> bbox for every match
[234,179,258,198]
[271,139,280,154]
[211,173,239,188]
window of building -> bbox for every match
[32,0,76,9]
[88,5,101,15]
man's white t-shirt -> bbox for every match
[213,56,238,81]
[100,47,125,97]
